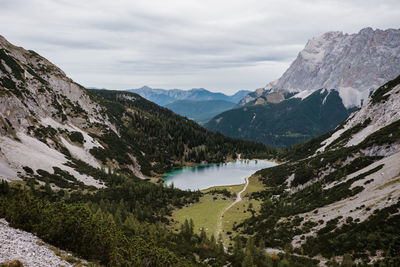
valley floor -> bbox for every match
[171,174,265,248]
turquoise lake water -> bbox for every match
[163,160,276,191]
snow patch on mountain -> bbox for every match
[290,89,315,100]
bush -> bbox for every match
[68,131,84,144]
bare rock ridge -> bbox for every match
[0,34,143,187]
[240,27,400,107]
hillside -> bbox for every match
[206,88,355,147]
[236,74,400,265]
[127,86,249,106]
[165,99,236,124]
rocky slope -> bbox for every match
[241,27,400,107]
[242,75,400,265]
[0,35,109,187]
[0,219,85,267]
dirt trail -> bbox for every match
[215,177,249,237]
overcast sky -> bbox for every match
[0,0,399,94]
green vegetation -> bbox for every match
[0,259,24,267]
[0,49,24,80]
[237,117,400,263]
[0,179,306,266]
[277,130,334,161]
[205,89,354,147]
[165,99,236,124]
[0,185,191,266]
[222,198,262,246]
[68,131,84,144]
[325,118,371,150]
[88,89,276,175]
[371,74,400,104]
[172,194,230,236]
[35,167,86,190]
[302,201,400,259]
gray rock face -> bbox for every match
[276,27,400,91]
[0,35,119,186]
[242,28,400,107]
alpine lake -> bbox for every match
[163,160,276,190]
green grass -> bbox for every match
[202,183,243,195]
[172,174,267,244]
[171,194,230,237]
[221,198,262,247]
[243,175,266,195]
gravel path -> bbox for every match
[215,177,249,237]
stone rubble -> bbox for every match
[0,218,85,267]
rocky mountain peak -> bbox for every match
[242,28,400,108]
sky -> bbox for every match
[0,0,399,94]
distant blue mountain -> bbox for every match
[126,86,250,106]
[165,100,237,125]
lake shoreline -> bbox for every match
[163,159,277,191]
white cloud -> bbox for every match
[0,0,399,93]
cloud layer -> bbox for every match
[1,0,399,93]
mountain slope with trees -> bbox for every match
[165,99,236,124]
[206,89,355,147]
[234,75,400,265]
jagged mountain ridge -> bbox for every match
[127,86,250,106]
[240,27,400,107]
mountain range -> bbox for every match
[1,29,400,266]
[207,28,400,147]
[126,86,249,106]
[126,86,249,123]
